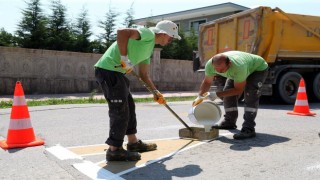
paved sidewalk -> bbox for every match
[0,91,198,101]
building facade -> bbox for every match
[133,3,249,36]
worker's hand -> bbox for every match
[153,90,166,104]
[192,94,206,106]
[120,55,134,74]
[192,92,218,106]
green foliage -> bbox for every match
[145,19,156,28]
[0,28,16,46]
[73,7,92,52]
[89,89,98,101]
[12,0,96,52]
[0,96,196,108]
[187,28,199,51]
[15,0,48,49]
[46,0,73,51]
[0,100,12,108]
[5,0,200,59]
[161,30,198,60]
[123,2,135,28]
[98,7,119,49]
[89,39,106,53]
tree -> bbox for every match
[98,6,119,49]
[145,18,156,28]
[122,2,135,28]
[186,28,199,51]
[144,11,157,28]
[73,7,92,52]
[16,0,48,49]
[89,39,105,54]
[0,28,16,46]
[46,0,72,50]
[161,31,194,60]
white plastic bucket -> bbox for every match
[188,101,222,132]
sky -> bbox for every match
[1,0,320,39]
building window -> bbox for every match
[190,19,206,32]
[176,22,180,31]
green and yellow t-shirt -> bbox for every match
[94,27,155,73]
[205,51,268,82]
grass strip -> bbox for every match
[0,96,196,109]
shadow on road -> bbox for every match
[123,156,203,180]
[218,133,290,151]
[122,140,203,180]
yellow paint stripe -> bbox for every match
[62,132,234,179]
[69,144,108,155]
[68,138,202,174]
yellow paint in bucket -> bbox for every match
[188,101,222,132]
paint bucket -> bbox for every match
[188,101,222,132]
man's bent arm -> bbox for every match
[217,81,246,97]
[198,76,214,96]
[117,28,140,56]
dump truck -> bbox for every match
[195,6,320,104]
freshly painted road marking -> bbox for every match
[65,138,207,179]
[73,160,124,180]
[46,144,83,160]
[219,132,234,137]
[72,140,205,180]
[306,163,320,171]
[70,137,224,176]
[116,139,207,176]
[48,134,233,179]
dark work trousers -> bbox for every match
[95,67,137,147]
[222,68,268,131]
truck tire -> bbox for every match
[277,72,302,104]
[313,73,320,101]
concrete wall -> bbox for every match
[0,47,204,95]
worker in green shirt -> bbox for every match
[95,20,181,161]
[193,51,269,140]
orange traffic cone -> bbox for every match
[287,78,316,116]
[0,81,44,149]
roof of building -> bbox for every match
[133,2,249,25]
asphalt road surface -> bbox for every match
[1,99,320,179]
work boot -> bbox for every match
[106,147,141,161]
[127,139,157,152]
[233,128,256,140]
[212,121,237,130]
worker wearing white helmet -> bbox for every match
[94,20,180,161]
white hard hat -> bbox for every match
[151,20,181,40]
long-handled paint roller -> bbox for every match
[115,65,219,140]
[129,70,193,132]
[131,70,219,140]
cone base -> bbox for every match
[287,111,316,116]
[0,137,44,150]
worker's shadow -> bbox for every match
[218,132,290,151]
[123,140,203,180]
[123,156,202,180]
